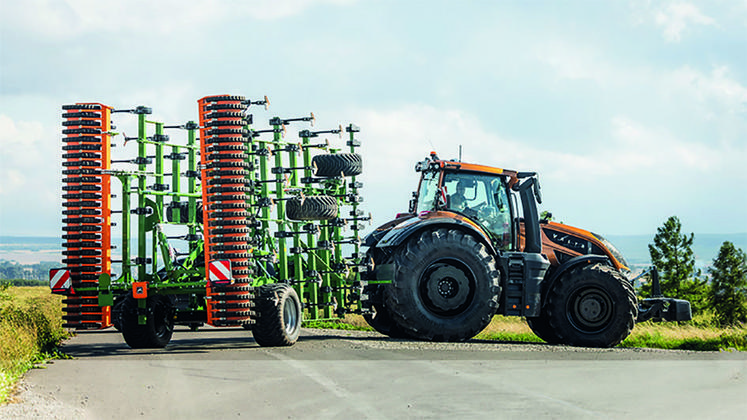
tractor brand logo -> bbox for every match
[49,269,71,294]
[208,260,233,286]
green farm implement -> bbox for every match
[52,95,367,347]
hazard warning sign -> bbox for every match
[49,268,71,294]
[208,260,233,286]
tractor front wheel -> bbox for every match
[547,263,637,348]
[526,311,561,344]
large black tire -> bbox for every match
[119,295,175,349]
[362,284,411,339]
[547,263,637,348]
[385,228,501,342]
[286,196,338,221]
[252,284,302,347]
[312,153,362,177]
[526,312,561,344]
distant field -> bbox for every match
[3,233,745,266]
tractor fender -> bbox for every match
[373,212,497,255]
[540,254,613,306]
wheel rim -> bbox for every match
[283,297,299,335]
[566,286,614,333]
[418,258,475,316]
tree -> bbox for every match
[708,241,747,326]
[643,216,708,313]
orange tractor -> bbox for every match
[362,153,690,347]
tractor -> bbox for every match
[361,152,691,347]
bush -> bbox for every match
[0,287,69,403]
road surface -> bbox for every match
[2,327,746,419]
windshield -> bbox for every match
[416,170,440,213]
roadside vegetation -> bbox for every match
[0,284,69,404]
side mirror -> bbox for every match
[533,176,542,204]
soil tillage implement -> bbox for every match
[51,95,367,348]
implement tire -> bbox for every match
[385,228,500,342]
[252,284,302,347]
[547,263,637,348]
[119,295,175,349]
[286,196,338,221]
[312,153,362,177]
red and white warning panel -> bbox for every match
[49,268,71,294]
[208,260,234,286]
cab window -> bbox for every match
[415,170,440,213]
[443,172,513,250]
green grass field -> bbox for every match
[306,313,747,351]
[0,285,69,404]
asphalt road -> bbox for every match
[2,327,746,419]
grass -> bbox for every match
[0,284,70,404]
[305,313,747,351]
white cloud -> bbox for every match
[535,42,612,85]
[654,2,716,42]
[349,103,746,234]
[0,0,357,39]
[0,114,60,235]
[670,65,747,113]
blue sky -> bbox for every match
[0,0,746,238]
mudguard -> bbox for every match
[369,212,496,255]
[540,254,612,306]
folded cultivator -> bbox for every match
[53,95,367,347]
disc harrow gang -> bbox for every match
[59,103,113,330]
[51,94,368,348]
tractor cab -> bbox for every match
[414,167,514,250]
[407,152,541,253]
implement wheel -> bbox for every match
[286,196,338,221]
[119,295,175,349]
[547,263,637,348]
[385,228,500,342]
[253,284,302,347]
[312,153,363,177]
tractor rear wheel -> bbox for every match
[547,263,637,348]
[252,284,302,347]
[119,294,175,349]
[386,228,500,342]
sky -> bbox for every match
[0,0,746,239]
